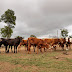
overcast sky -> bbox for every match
[0,0,72,39]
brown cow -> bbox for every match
[43,38,66,51]
[18,39,36,52]
[43,38,60,50]
[18,39,28,52]
[28,37,50,54]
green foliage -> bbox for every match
[16,36,24,39]
[0,9,16,25]
[60,29,68,38]
[69,35,72,38]
[0,9,16,38]
[0,26,13,38]
[30,35,36,38]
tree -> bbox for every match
[60,29,68,38]
[0,26,13,38]
[69,35,72,38]
[0,9,16,38]
[16,36,24,39]
[30,35,36,38]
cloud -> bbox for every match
[0,0,72,39]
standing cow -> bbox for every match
[0,37,23,53]
[28,37,50,54]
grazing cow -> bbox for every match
[28,37,50,54]
[43,38,60,50]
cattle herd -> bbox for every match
[0,37,72,54]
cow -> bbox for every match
[28,37,50,54]
[18,39,37,52]
[58,38,66,50]
[0,39,2,47]
[43,38,60,51]
[58,42,64,50]
[0,37,23,53]
[7,37,23,53]
[43,38,66,51]
[0,38,9,53]
[18,39,28,51]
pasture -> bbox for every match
[0,46,72,72]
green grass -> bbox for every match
[0,51,72,72]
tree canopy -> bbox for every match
[0,9,16,38]
[30,35,36,38]
[0,26,13,38]
[60,29,68,38]
[69,35,72,38]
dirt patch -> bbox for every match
[0,62,16,72]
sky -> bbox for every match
[0,0,72,39]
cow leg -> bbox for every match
[36,47,39,54]
[62,47,64,51]
[6,46,10,53]
[53,46,56,51]
[25,46,26,51]
[28,44,31,54]
[27,45,28,51]
[40,48,43,53]
[14,46,15,53]
[44,48,46,52]
[66,44,69,50]
[5,46,7,53]
[27,46,28,51]
[69,44,71,50]
[33,46,36,52]
[36,46,40,54]
[16,46,17,53]
[11,46,13,53]
[25,46,27,51]
[18,45,20,52]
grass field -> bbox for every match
[0,46,72,72]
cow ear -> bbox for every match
[0,39,2,41]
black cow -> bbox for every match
[7,37,23,53]
[0,38,8,52]
[0,37,23,53]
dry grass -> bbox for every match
[0,46,72,72]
